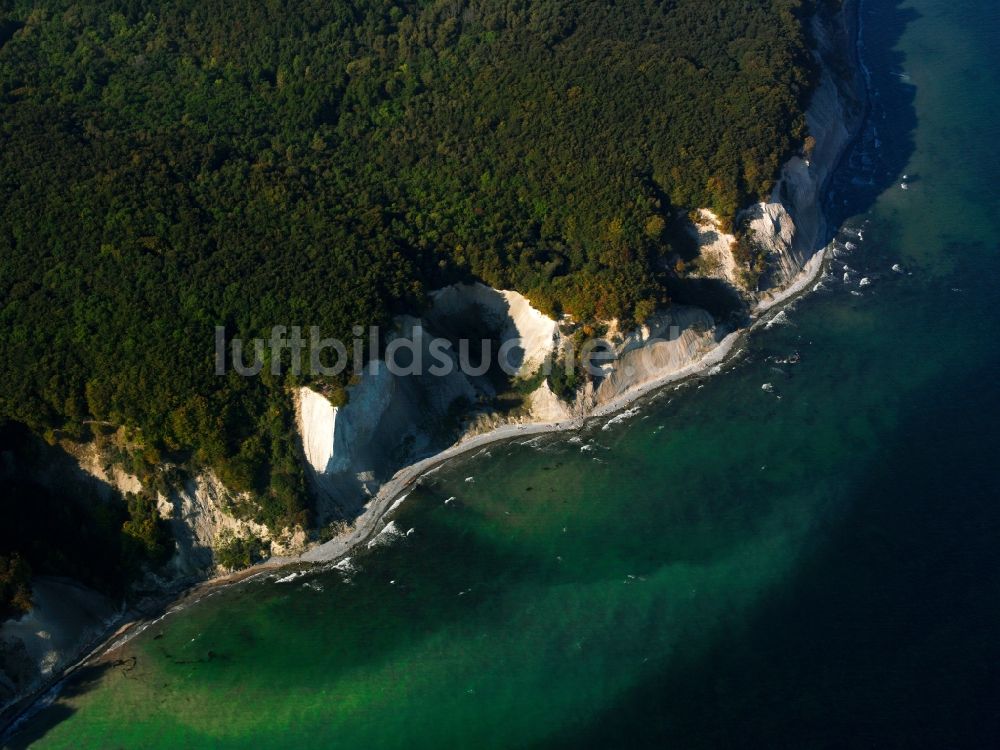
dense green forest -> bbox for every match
[0,0,818,532]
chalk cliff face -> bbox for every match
[293,297,728,514]
[428,284,558,377]
[688,209,742,288]
[591,307,721,406]
[155,472,306,579]
[299,387,338,476]
[75,444,304,579]
[52,3,865,563]
[296,284,558,523]
[746,4,865,294]
[683,4,864,300]
[295,2,865,516]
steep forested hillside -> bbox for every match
[0,0,817,527]
[0,422,171,616]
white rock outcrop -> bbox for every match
[593,306,719,404]
[154,471,306,578]
[294,284,566,521]
[298,386,338,474]
[527,381,575,422]
[680,6,863,301]
[429,283,557,377]
[745,7,864,295]
[51,0,865,594]
[295,322,479,520]
[690,209,741,287]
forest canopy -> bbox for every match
[0,0,817,526]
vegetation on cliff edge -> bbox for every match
[0,0,818,530]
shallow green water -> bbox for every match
[8,0,1000,746]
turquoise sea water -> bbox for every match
[6,0,1000,746]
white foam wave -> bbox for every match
[331,557,356,576]
[764,310,792,330]
[602,407,640,431]
[388,492,410,515]
[367,521,403,549]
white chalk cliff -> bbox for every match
[746,6,865,296]
[428,283,558,376]
[296,284,557,522]
[591,306,721,405]
[299,387,338,474]
[683,6,864,301]
[295,3,865,518]
[1,4,867,720]
[71,442,306,579]
[6,0,864,601]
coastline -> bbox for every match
[0,0,867,738]
[301,231,837,565]
[0,238,841,743]
[0,307,764,740]
[290,0,869,571]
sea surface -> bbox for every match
[6,0,1000,746]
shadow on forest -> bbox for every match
[664,275,748,323]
